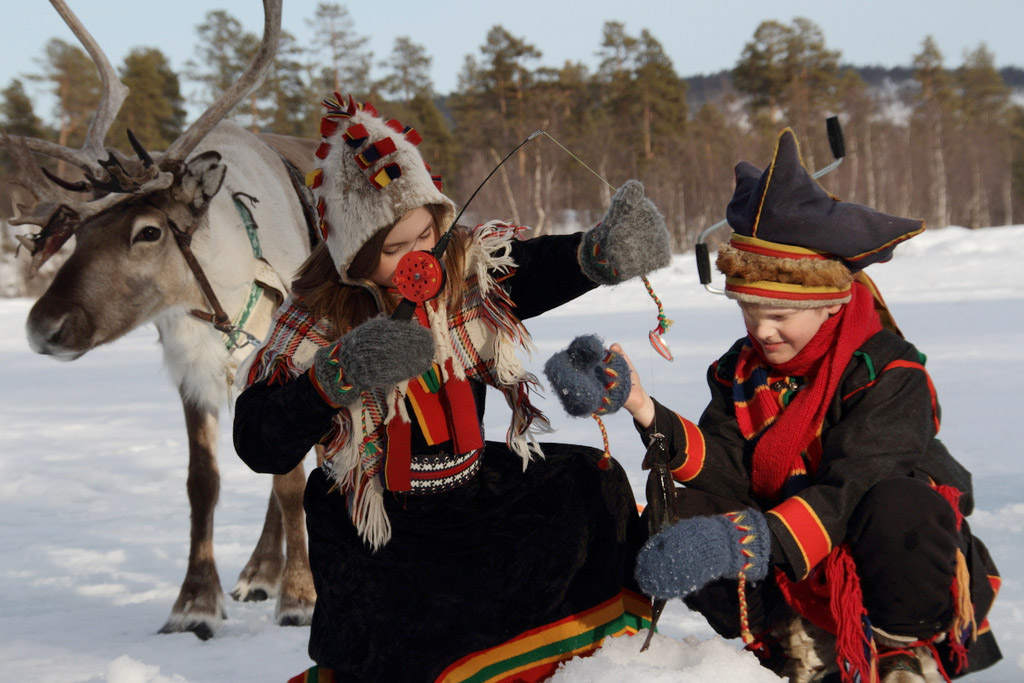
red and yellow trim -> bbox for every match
[724,277,852,302]
[435,589,652,683]
[768,496,832,577]
[670,413,706,482]
[729,233,832,261]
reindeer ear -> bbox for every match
[178,151,226,212]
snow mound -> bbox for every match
[552,631,782,682]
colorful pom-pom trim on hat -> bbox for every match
[305,93,435,244]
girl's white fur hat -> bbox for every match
[306,94,456,283]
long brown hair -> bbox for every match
[291,203,468,338]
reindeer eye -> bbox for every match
[133,226,162,243]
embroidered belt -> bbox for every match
[393,448,483,494]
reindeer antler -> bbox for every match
[5,133,172,273]
[161,0,283,168]
[50,0,128,167]
[3,0,282,274]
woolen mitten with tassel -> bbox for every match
[309,316,435,408]
[543,334,631,417]
[635,509,772,600]
[579,179,671,284]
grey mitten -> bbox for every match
[579,179,671,284]
[543,334,631,416]
[635,509,772,600]
[310,316,434,407]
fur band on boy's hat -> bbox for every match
[717,128,924,307]
[306,94,456,283]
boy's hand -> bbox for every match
[609,343,655,428]
[543,335,631,417]
[634,509,772,600]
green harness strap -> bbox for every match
[224,194,271,351]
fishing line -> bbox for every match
[534,131,674,361]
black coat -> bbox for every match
[234,231,597,476]
[639,329,1001,676]
[642,329,977,578]
[233,231,648,680]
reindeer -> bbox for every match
[4,0,320,639]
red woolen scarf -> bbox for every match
[748,282,882,501]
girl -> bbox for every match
[233,95,670,682]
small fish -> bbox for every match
[639,431,676,652]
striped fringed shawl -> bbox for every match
[236,221,549,550]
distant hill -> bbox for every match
[683,65,1024,109]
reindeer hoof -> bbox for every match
[277,597,315,627]
[231,576,278,603]
[188,622,216,641]
[230,584,271,602]
[159,617,218,641]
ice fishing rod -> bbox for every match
[694,116,846,294]
[391,132,675,363]
[390,132,543,321]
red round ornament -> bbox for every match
[392,250,446,302]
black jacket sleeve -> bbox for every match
[233,371,341,475]
[634,340,755,503]
[502,231,598,319]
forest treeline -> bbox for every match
[2,6,1022,257]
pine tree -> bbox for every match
[110,48,186,153]
[1,79,46,139]
[33,38,101,151]
[911,36,954,227]
[306,2,373,98]
[956,44,1012,227]
[732,16,841,163]
[186,10,254,126]
[1,79,49,212]
[261,31,318,137]
[379,37,433,104]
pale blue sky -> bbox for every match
[2,0,1022,123]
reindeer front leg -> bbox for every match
[231,488,285,603]
[274,461,315,626]
[232,451,316,625]
[160,397,225,640]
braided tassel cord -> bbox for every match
[591,414,612,470]
[724,511,760,647]
[643,276,674,361]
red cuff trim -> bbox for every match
[670,413,705,482]
[768,496,832,577]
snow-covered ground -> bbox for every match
[0,225,1021,682]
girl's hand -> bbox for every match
[609,343,655,428]
[310,317,434,407]
[578,180,671,285]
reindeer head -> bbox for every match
[7,0,281,271]
[11,0,282,359]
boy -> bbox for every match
[619,130,1000,682]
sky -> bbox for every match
[1,0,1022,123]
[1,223,1023,681]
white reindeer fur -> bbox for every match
[155,122,310,408]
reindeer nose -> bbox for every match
[26,306,87,360]
[26,310,66,355]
